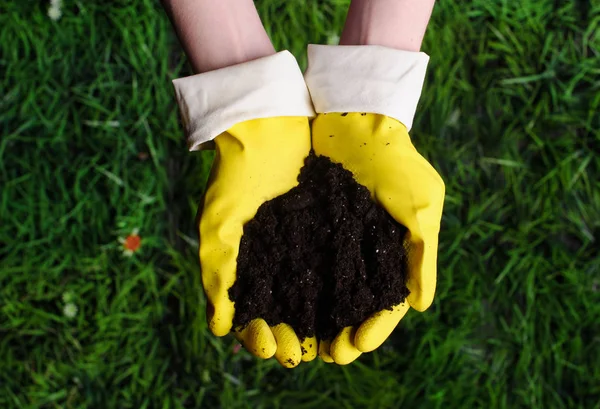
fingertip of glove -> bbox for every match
[355,303,410,352]
[318,340,334,363]
[406,282,435,312]
[354,330,379,353]
[236,319,277,359]
[207,300,235,336]
[271,324,302,368]
[209,319,232,337]
[330,327,361,365]
[300,336,318,362]
[256,345,277,359]
[278,357,301,368]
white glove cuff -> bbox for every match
[304,44,429,131]
[173,51,316,151]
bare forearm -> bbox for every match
[161,0,275,73]
[340,0,435,51]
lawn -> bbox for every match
[1,0,599,408]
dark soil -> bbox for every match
[229,153,410,341]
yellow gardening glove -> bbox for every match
[312,112,445,365]
[200,116,318,367]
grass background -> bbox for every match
[1,0,599,407]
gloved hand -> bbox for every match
[200,116,318,367]
[311,113,445,364]
[305,44,445,365]
[172,51,317,367]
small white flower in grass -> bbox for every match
[48,0,63,21]
[327,33,340,45]
[48,6,62,21]
[48,0,63,20]
[63,302,78,319]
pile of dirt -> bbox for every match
[229,152,410,341]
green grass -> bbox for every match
[1,0,599,407]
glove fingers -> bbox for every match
[206,297,235,337]
[270,323,302,368]
[355,302,410,352]
[406,226,440,312]
[300,336,318,362]
[234,319,277,359]
[330,326,362,365]
[318,339,334,363]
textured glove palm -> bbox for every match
[311,112,445,365]
[199,116,317,367]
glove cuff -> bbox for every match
[173,51,316,151]
[304,44,429,132]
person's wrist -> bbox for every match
[162,0,275,73]
[341,26,421,51]
[340,0,435,52]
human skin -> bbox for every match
[340,0,436,51]
[160,0,275,73]
[161,0,435,73]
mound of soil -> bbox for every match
[229,153,409,341]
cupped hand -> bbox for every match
[199,116,318,367]
[311,112,445,365]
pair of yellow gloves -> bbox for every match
[200,111,445,367]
